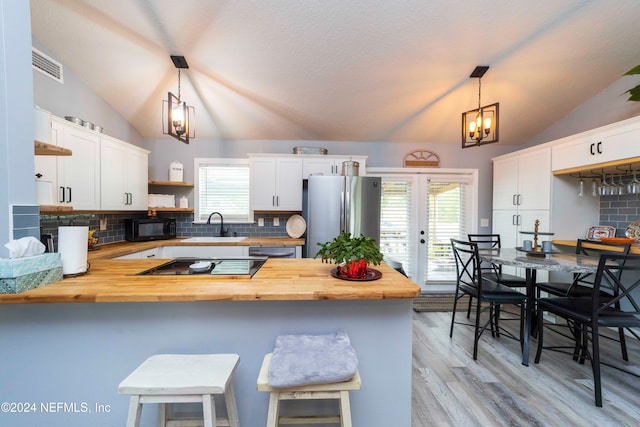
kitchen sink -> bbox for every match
[181,236,248,243]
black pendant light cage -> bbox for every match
[162,56,195,144]
[461,66,499,148]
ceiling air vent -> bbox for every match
[32,47,63,83]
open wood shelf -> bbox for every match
[147,207,194,217]
[39,205,74,213]
[148,180,194,187]
[34,140,72,156]
[553,156,640,177]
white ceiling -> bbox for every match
[30,0,640,145]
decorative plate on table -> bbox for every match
[586,225,616,241]
[286,214,307,238]
[330,268,382,281]
[625,221,640,239]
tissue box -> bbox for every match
[0,253,63,294]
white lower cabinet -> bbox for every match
[114,248,161,260]
[492,210,550,281]
[164,246,248,258]
[114,246,248,259]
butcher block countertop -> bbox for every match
[0,255,420,305]
[553,239,640,255]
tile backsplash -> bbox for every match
[598,192,640,236]
[12,205,40,240]
[39,212,295,250]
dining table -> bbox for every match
[477,247,602,366]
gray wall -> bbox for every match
[0,1,35,258]
[32,40,144,146]
[524,74,640,148]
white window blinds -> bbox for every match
[379,176,469,283]
[380,178,413,278]
[425,181,466,282]
[195,160,250,222]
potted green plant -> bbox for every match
[315,232,384,279]
[624,65,640,102]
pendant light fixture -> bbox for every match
[461,65,499,148]
[162,55,195,144]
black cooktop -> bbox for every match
[135,257,267,277]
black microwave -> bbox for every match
[125,218,176,242]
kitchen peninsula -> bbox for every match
[0,241,419,427]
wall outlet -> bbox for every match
[480,218,489,227]
[99,218,107,231]
[273,217,280,226]
[258,218,264,227]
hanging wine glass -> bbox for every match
[629,173,640,194]
[577,178,584,197]
[609,175,619,196]
[616,176,625,196]
[591,178,599,197]
[599,175,609,196]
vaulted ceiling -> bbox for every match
[30,0,640,145]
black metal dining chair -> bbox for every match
[535,239,632,360]
[534,253,640,407]
[535,239,631,298]
[450,239,527,360]
[467,234,527,288]
[467,234,526,330]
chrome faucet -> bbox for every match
[206,211,225,237]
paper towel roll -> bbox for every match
[35,180,53,205]
[58,226,88,275]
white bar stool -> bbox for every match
[256,353,361,427]
[118,354,240,427]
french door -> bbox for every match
[379,171,476,292]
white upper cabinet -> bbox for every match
[100,137,149,210]
[552,116,640,172]
[302,156,367,178]
[35,115,148,212]
[34,117,101,210]
[249,156,303,211]
[493,147,551,211]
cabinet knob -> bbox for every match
[420,239,425,244]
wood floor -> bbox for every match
[412,310,640,427]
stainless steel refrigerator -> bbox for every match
[305,175,381,258]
